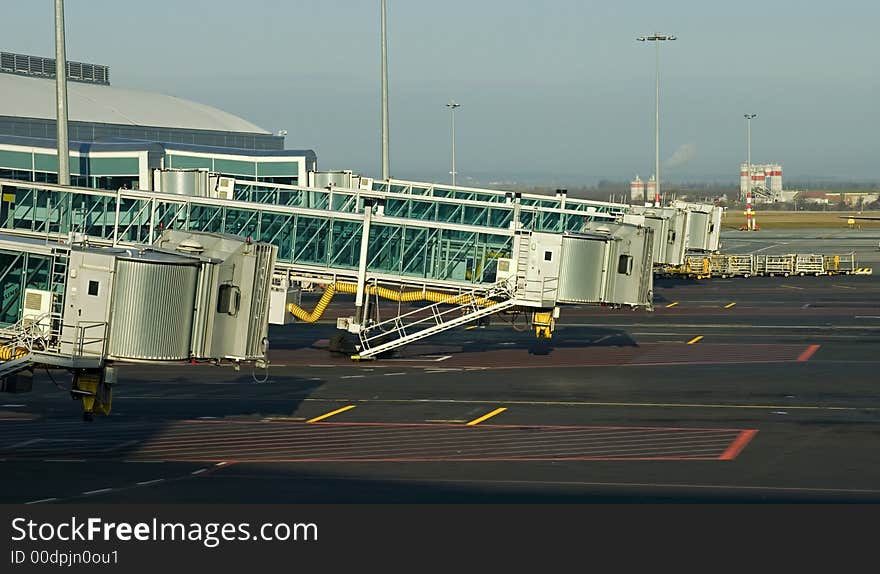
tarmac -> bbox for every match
[1,229,879,503]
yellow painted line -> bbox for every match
[724,302,737,309]
[779,284,805,290]
[832,284,856,290]
[307,405,356,423]
[426,419,467,423]
[466,407,507,426]
[686,335,704,345]
[464,325,478,330]
[665,301,679,308]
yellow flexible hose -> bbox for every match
[0,345,28,361]
[287,282,499,323]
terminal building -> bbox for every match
[0,51,316,191]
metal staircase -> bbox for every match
[351,232,536,360]
[353,288,517,360]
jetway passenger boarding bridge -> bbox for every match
[0,177,658,364]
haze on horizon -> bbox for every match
[3,1,878,187]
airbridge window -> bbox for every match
[217,284,241,316]
[617,255,633,275]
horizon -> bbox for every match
[2,1,878,187]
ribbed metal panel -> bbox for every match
[108,259,198,361]
[556,237,606,304]
[245,243,277,358]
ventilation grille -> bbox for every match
[0,51,109,85]
[24,290,45,312]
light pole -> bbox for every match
[636,33,676,205]
[744,113,756,201]
[55,0,70,186]
[446,100,460,186]
[380,0,390,181]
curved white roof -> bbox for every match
[0,72,270,134]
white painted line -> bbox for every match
[308,364,337,368]
[100,439,138,453]
[191,468,208,475]
[215,462,229,467]
[9,438,41,448]
[136,479,165,486]
[340,375,364,379]
[384,372,406,376]
[82,488,113,496]
[44,459,86,463]
[198,416,217,419]
[387,355,452,362]
[25,498,57,505]
[855,316,880,319]
[122,460,166,463]
[1,404,26,408]
[593,335,613,344]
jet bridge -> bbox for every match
[229,172,720,265]
[0,228,275,419]
[0,178,655,363]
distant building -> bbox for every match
[796,191,879,207]
[0,51,316,191]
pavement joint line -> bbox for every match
[466,407,507,426]
[82,488,113,496]
[686,335,704,345]
[25,498,57,505]
[307,405,356,423]
[425,419,467,423]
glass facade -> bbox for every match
[0,182,514,288]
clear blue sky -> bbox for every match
[3,1,878,186]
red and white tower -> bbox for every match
[745,190,758,231]
[630,175,645,204]
[646,175,659,206]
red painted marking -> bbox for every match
[151,456,724,463]
[720,429,758,460]
[797,344,821,362]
